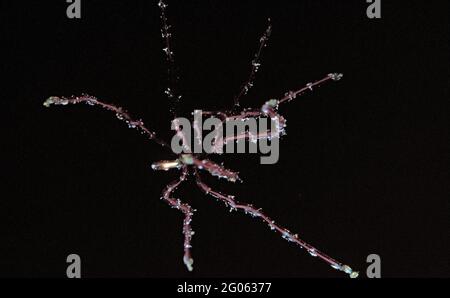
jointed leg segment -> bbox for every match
[160,166,195,271]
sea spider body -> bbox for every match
[43,1,358,278]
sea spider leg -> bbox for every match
[233,19,272,107]
[160,166,195,271]
[194,170,359,278]
[158,0,182,116]
[42,94,170,149]
[203,73,343,152]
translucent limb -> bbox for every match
[158,0,182,116]
[160,166,195,271]
[192,156,241,183]
[233,19,272,107]
[201,73,342,152]
[194,170,358,278]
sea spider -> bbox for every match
[43,0,358,277]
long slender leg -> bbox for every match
[194,170,358,278]
[233,19,272,107]
[200,73,344,153]
[160,166,195,271]
[210,73,343,120]
[43,94,170,149]
[158,0,182,116]
[191,157,241,183]
[211,105,286,151]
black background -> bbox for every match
[1,0,448,278]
